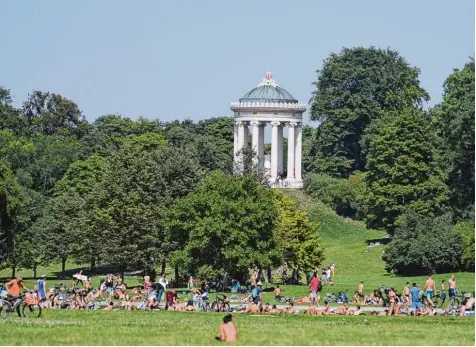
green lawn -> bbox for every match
[0,310,474,346]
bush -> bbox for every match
[382,211,464,275]
[452,219,475,271]
[303,173,366,219]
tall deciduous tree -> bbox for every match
[362,107,448,234]
[431,58,475,216]
[166,171,281,281]
[307,47,429,177]
[272,190,324,271]
[23,91,88,138]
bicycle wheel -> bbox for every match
[211,302,218,312]
[448,297,460,310]
[275,295,287,303]
[222,303,230,312]
[228,295,239,303]
[432,295,441,308]
[22,303,42,318]
[0,302,10,319]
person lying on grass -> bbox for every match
[295,293,313,304]
[216,314,237,342]
[335,301,350,315]
[241,302,260,313]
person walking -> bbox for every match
[309,272,319,305]
[157,273,168,305]
[410,283,422,315]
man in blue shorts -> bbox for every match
[36,275,47,301]
[424,274,436,309]
[409,282,422,315]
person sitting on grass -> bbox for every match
[121,300,133,310]
[336,301,350,315]
[283,302,296,314]
[269,304,280,314]
[243,302,259,313]
[216,314,237,342]
[353,305,363,315]
[459,293,475,317]
[104,301,114,311]
[319,300,332,315]
[307,304,317,316]
[149,297,160,310]
[130,287,143,302]
[352,291,360,304]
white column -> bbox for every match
[286,122,296,180]
[233,121,238,161]
[277,124,283,175]
[241,122,248,150]
[294,124,302,180]
[270,121,280,181]
[258,123,265,168]
[251,121,260,166]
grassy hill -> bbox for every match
[284,189,475,297]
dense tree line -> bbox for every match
[304,47,474,274]
[0,88,323,281]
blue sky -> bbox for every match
[1,0,474,125]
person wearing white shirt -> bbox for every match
[157,274,168,305]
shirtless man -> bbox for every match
[387,288,396,316]
[423,274,436,308]
[216,314,237,342]
[449,275,457,299]
[269,304,280,314]
[273,285,281,296]
[357,281,365,304]
[402,282,410,306]
[459,294,475,317]
[336,301,350,315]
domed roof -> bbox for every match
[239,72,298,103]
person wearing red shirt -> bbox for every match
[309,272,320,305]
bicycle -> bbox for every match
[275,295,295,304]
[0,291,42,319]
[210,293,230,312]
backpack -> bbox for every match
[251,287,258,299]
[318,280,323,292]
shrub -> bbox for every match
[303,172,366,219]
[382,211,464,275]
[452,219,475,271]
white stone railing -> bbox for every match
[230,101,307,109]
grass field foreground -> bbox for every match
[0,310,474,346]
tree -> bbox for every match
[272,190,324,271]
[0,162,21,272]
[0,87,29,135]
[431,58,475,216]
[166,171,281,281]
[91,144,204,276]
[382,211,463,275]
[23,91,88,138]
[308,47,429,177]
[362,107,448,234]
[452,218,475,271]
